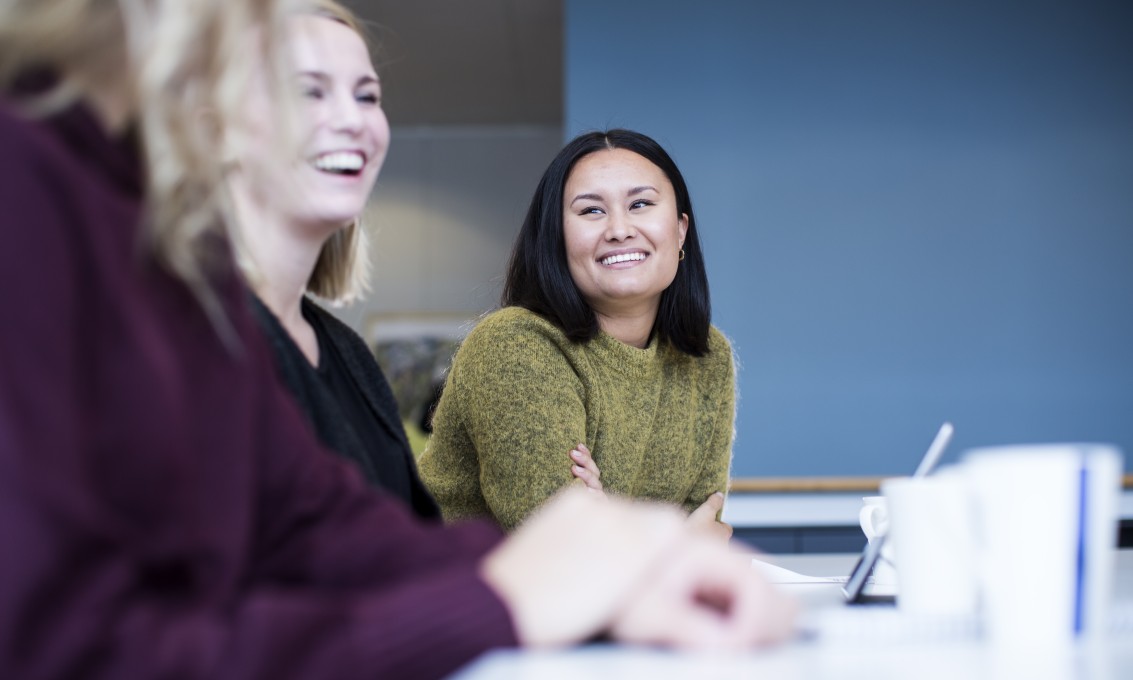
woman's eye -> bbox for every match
[300,86,323,100]
[630,199,653,210]
[579,206,604,216]
[356,92,381,105]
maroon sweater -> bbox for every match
[0,99,517,678]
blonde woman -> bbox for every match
[0,1,795,677]
[225,1,439,518]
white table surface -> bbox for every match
[452,639,1133,680]
[722,489,1133,528]
[451,551,1133,680]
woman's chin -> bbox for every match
[588,289,665,314]
[296,209,364,233]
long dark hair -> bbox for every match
[502,129,711,356]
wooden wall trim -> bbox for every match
[729,474,1133,494]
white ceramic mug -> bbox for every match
[881,470,978,615]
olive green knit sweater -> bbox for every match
[418,306,735,530]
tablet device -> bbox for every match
[841,534,892,604]
[839,422,954,605]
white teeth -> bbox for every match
[313,152,364,172]
[601,252,647,266]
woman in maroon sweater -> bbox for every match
[0,1,795,678]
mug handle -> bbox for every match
[859,503,886,540]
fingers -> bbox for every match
[688,492,731,540]
[480,489,685,648]
[481,489,797,652]
[609,534,799,651]
[710,519,734,541]
[569,443,603,493]
[689,492,725,523]
[689,550,798,649]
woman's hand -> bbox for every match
[479,488,683,647]
[569,443,604,495]
[609,532,798,650]
[688,492,734,541]
[569,448,731,540]
[479,488,796,650]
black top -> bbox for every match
[249,294,441,520]
[309,304,413,503]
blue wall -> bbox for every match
[565,0,1133,476]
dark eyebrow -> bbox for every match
[569,192,604,206]
[570,185,659,206]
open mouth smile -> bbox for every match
[312,151,366,176]
[599,251,648,266]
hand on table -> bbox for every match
[479,488,797,651]
[480,488,680,647]
[610,532,798,650]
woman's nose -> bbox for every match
[604,211,636,241]
[329,93,364,133]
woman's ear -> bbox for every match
[678,212,689,245]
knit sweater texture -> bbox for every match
[419,306,735,530]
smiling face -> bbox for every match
[562,147,689,321]
[229,14,389,235]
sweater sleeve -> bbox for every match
[225,374,519,679]
[681,329,737,515]
[445,313,589,530]
[1,348,516,680]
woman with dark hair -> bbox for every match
[420,129,736,533]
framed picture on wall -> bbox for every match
[364,312,479,434]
